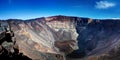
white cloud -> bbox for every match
[95,1,116,9]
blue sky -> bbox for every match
[0,0,120,19]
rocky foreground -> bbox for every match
[0,15,120,60]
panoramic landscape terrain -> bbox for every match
[0,0,120,60]
[0,15,120,60]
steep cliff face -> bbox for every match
[1,16,120,60]
[45,16,78,54]
[0,16,78,60]
[68,18,120,60]
[76,19,120,54]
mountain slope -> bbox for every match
[0,15,78,60]
[0,16,120,60]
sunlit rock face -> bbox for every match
[46,16,78,54]
[5,16,78,60]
